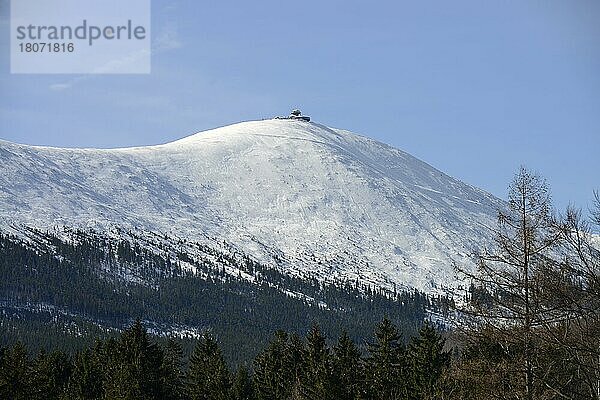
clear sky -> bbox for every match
[0,0,598,213]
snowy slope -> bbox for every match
[0,119,503,293]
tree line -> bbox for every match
[0,317,449,400]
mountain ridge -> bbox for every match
[0,119,504,293]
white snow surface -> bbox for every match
[0,119,504,294]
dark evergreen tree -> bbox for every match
[103,320,164,399]
[332,330,363,400]
[187,333,232,400]
[253,330,295,400]
[299,324,333,400]
[285,333,306,397]
[62,347,104,400]
[366,317,408,400]
[407,323,450,399]
[0,341,30,400]
[161,338,185,400]
[232,365,255,400]
[29,349,72,400]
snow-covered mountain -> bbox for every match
[0,119,503,293]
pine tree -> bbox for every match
[103,320,165,399]
[187,333,232,400]
[0,342,30,400]
[62,347,103,400]
[331,331,363,400]
[253,330,293,400]
[407,323,449,399]
[366,317,408,400]
[232,365,255,400]
[285,332,305,394]
[29,349,72,400]
[161,338,185,400]
[299,324,332,400]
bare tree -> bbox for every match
[456,166,562,399]
[547,193,600,399]
[455,168,600,399]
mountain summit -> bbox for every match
[0,119,502,293]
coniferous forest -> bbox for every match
[1,317,450,400]
[0,225,447,366]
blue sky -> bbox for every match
[0,0,598,212]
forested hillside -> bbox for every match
[0,227,451,365]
